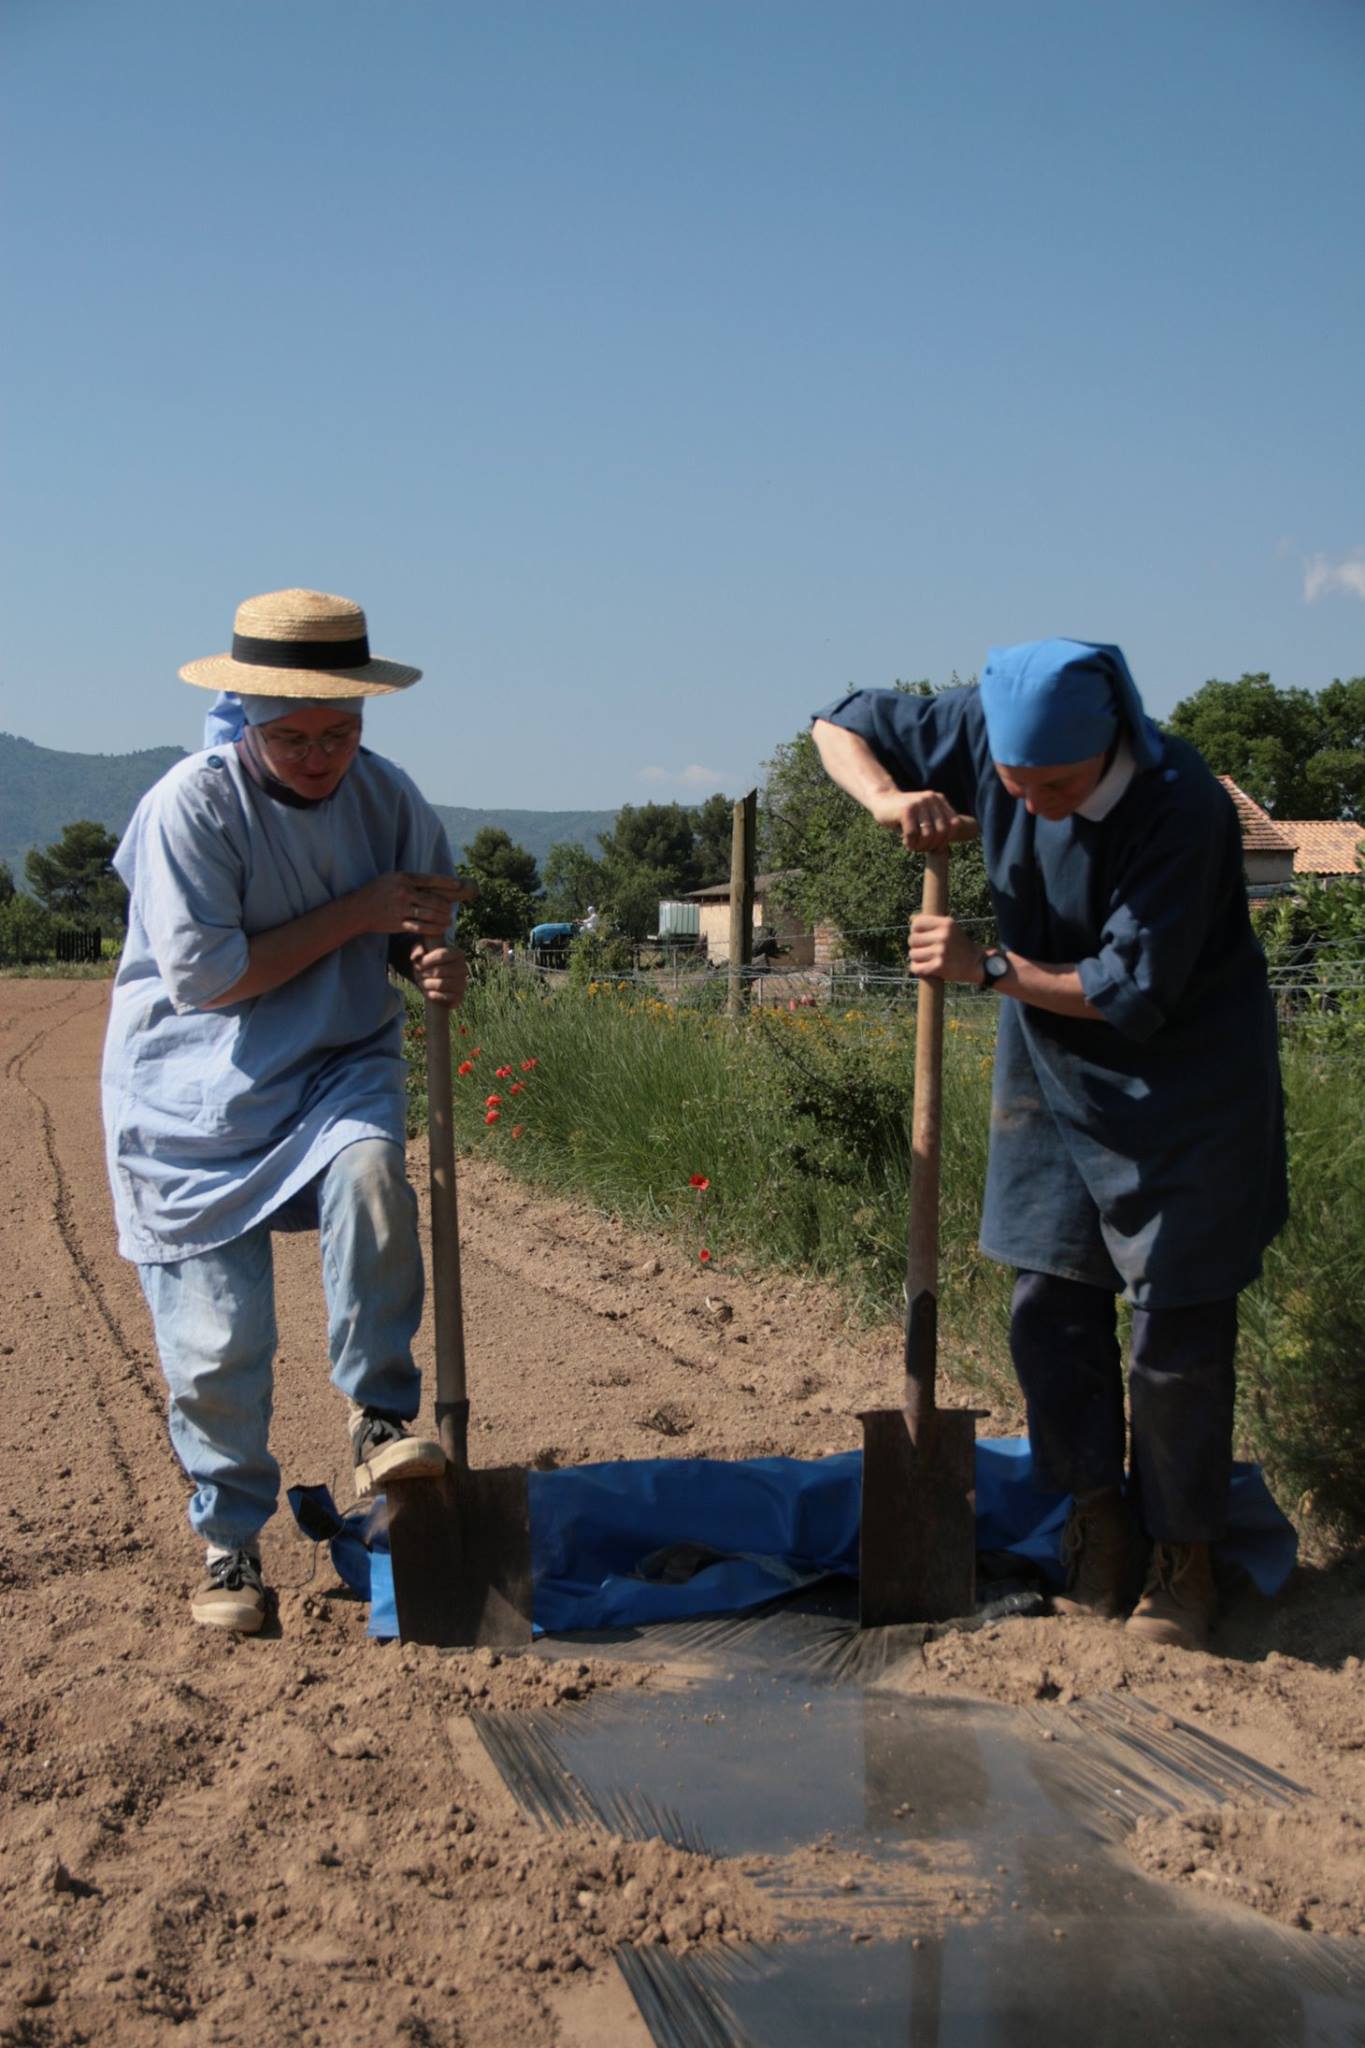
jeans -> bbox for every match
[139,1138,423,1551]
[1009,1269,1238,1544]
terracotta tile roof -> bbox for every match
[1217,777,1297,853]
[1278,819,1365,877]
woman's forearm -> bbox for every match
[201,895,367,1008]
[810,720,902,809]
[991,950,1102,1021]
[911,918,1104,1022]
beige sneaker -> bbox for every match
[1052,1488,1140,1620]
[191,1550,268,1634]
[1125,1542,1216,1651]
[349,1403,446,1500]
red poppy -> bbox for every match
[485,1109,501,1125]
[495,1065,513,1079]
[471,1047,482,1057]
[699,1248,712,1264]
[689,1174,710,1191]
[520,1058,538,1072]
[511,1124,525,1139]
[457,1060,474,1077]
[486,1093,503,1107]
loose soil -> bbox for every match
[1,982,1361,2043]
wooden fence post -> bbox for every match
[728,789,757,1019]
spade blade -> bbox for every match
[858,1405,976,1628]
[384,1463,533,1648]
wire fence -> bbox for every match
[498,937,1365,1037]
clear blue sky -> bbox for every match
[3,0,1361,810]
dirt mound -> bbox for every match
[1132,1804,1365,1938]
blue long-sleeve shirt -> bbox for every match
[815,685,1287,1307]
[102,743,452,1264]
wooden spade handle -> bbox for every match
[424,999,470,1469]
[904,850,949,1438]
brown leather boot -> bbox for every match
[1125,1542,1216,1651]
[1052,1489,1136,1620]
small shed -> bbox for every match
[682,871,836,967]
[1217,778,1297,898]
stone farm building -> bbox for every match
[1219,778,1365,897]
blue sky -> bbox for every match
[3,0,1361,809]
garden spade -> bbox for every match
[384,999,533,1647]
[859,832,980,1628]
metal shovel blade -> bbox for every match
[858,1405,977,1628]
[384,1463,533,1649]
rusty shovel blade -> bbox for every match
[858,1405,977,1628]
[383,1463,533,1649]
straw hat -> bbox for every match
[179,588,422,698]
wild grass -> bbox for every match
[0,960,118,980]
[1238,1034,1365,1548]
[404,971,1365,1546]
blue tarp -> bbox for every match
[289,1440,1297,1642]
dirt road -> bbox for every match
[1,982,1361,2044]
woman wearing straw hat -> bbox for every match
[102,589,473,1634]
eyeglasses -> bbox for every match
[260,725,361,765]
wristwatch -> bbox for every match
[979,947,1009,990]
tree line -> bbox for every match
[3,672,1360,960]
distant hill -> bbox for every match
[0,733,188,883]
[429,806,615,870]
[0,731,616,883]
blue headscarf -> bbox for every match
[979,640,1161,772]
[203,691,365,749]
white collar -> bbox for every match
[1075,739,1136,822]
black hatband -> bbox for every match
[232,631,371,670]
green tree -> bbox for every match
[24,820,127,925]
[690,793,736,887]
[1300,676,1365,819]
[1167,673,1365,819]
[598,802,699,889]
[463,826,541,896]
[459,827,541,942]
[541,840,606,921]
[604,863,677,942]
[0,894,54,963]
[0,861,14,907]
[595,801,707,935]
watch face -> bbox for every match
[984,951,1008,982]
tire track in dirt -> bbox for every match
[3,984,169,1535]
[0,984,191,1626]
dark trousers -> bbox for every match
[1009,1270,1238,1544]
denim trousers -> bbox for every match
[1009,1269,1238,1544]
[139,1138,423,1552]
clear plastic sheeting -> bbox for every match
[474,1629,1363,2048]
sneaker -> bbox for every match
[349,1403,446,1500]
[1125,1542,1216,1651]
[191,1549,268,1634]
[1052,1488,1140,1621]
